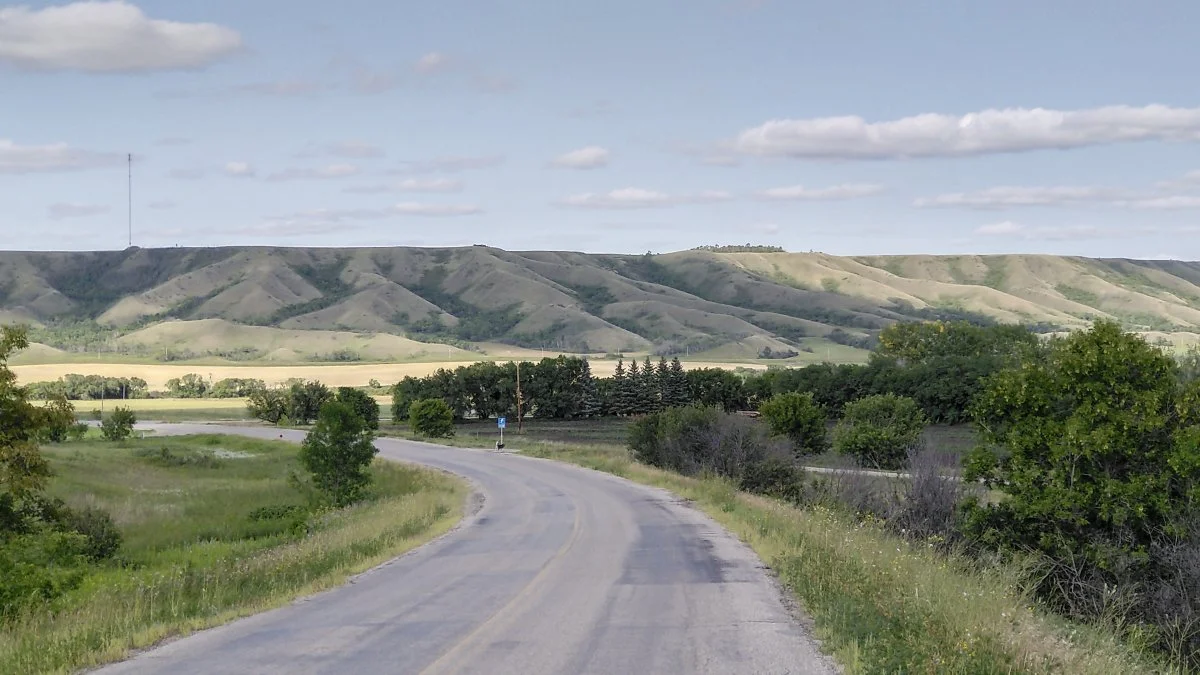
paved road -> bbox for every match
[97,424,835,675]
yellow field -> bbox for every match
[11,360,764,390]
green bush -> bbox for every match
[408,399,455,438]
[61,506,122,562]
[831,394,926,469]
[758,392,827,456]
[964,321,1200,656]
[287,381,333,425]
[628,405,776,482]
[99,406,136,442]
[247,387,288,424]
[299,402,379,507]
[336,387,380,430]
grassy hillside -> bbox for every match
[2,246,1198,363]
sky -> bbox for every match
[2,0,1200,257]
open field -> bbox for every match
[10,359,767,390]
[0,434,467,674]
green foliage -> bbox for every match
[99,407,136,442]
[692,244,785,253]
[832,394,926,469]
[627,406,775,484]
[209,377,266,398]
[1179,345,1200,384]
[0,530,88,618]
[165,373,208,398]
[759,392,828,456]
[685,367,748,411]
[964,321,1200,621]
[409,399,455,438]
[1,327,51,499]
[287,380,333,425]
[25,374,148,401]
[404,265,525,342]
[336,387,380,430]
[876,320,1037,364]
[246,387,288,424]
[299,402,379,507]
[61,506,122,562]
[37,396,77,444]
[565,283,618,315]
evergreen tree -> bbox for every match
[641,356,660,413]
[611,360,631,416]
[667,357,689,407]
[656,357,670,409]
[627,359,642,414]
[579,362,601,418]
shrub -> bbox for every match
[37,396,76,443]
[247,387,288,424]
[299,402,378,507]
[61,506,122,562]
[336,387,380,430]
[758,392,827,456]
[287,381,333,425]
[963,320,1200,664]
[628,405,775,482]
[409,399,454,438]
[99,406,136,442]
[831,394,926,469]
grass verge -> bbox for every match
[412,428,1172,674]
[0,434,467,674]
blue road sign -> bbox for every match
[497,417,507,429]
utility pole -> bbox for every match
[515,360,524,433]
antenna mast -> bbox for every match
[127,153,133,247]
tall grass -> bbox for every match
[507,438,1172,674]
[0,435,466,674]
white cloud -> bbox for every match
[975,221,1024,236]
[756,183,884,200]
[733,104,1200,160]
[551,146,611,169]
[0,139,123,173]
[415,51,450,74]
[48,202,109,219]
[266,164,360,181]
[1115,195,1200,210]
[392,202,481,217]
[223,162,255,178]
[558,188,732,209]
[0,1,242,72]
[915,186,1125,209]
[975,221,1112,241]
[392,154,505,174]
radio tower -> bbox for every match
[127,153,133,247]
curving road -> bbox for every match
[97,424,836,675]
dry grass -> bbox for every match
[11,359,765,390]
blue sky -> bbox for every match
[2,0,1200,257]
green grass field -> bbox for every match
[0,435,467,674]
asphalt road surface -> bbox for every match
[96,424,836,675]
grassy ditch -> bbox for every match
[0,434,466,674]
[406,426,1170,674]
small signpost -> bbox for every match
[496,416,507,450]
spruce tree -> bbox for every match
[579,361,601,418]
[656,357,670,409]
[641,356,660,412]
[611,360,630,416]
[626,359,642,414]
[668,357,690,407]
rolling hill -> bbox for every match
[1,246,1198,363]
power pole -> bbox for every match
[515,360,524,434]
